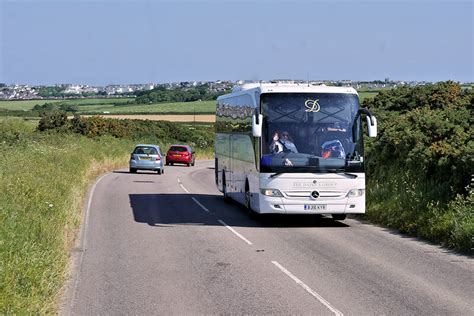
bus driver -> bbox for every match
[270,131,298,154]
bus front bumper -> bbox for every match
[258,195,365,215]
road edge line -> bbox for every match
[63,172,110,315]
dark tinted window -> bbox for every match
[169,146,188,152]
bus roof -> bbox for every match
[220,82,358,99]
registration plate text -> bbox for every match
[304,204,327,211]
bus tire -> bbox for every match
[245,180,259,219]
[332,214,346,221]
[223,172,231,203]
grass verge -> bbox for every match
[0,118,135,313]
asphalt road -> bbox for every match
[61,160,474,315]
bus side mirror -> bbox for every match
[356,108,377,139]
[366,115,377,137]
[252,114,263,137]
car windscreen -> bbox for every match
[169,146,187,152]
[134,147,158,155]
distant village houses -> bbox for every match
[0,79,462,101]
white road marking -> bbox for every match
[272,261,344,316]
[177,177,190,193]
[191,194,251,244]
[192,197,210,213]
[179,184,190,193]
[69,173,109,312]
[217,219,253,245]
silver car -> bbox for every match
[129,144,164,174]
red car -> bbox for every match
[166,145,195,166]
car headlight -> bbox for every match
[260,189,284,197]
[346,189,365,197]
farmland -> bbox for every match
[0,98,216,115]
[80,100,216,114]
[0,98,131,111]
[358,91,379,102]
[77,114,216,122]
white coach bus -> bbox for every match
[215,81,377,220]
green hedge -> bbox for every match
[363,81,473,254]
[38,114,215,151]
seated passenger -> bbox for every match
[269,131,285,153]
[273,131,298,153]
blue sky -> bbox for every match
[0,0,472,85]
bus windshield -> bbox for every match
[260,92,364,173]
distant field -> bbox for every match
[76,114,216,122]
[0,98,131,110]
[80,100,216,114]
[0,98,216,114]
[0,100,43,110]
[358,91,379,102]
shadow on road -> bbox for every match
[113,170,160,175]
[112,170,130,174]
[129,193,349,229]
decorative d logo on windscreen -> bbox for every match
[305,99,320,112]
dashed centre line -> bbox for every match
[217,219,253,245]
[178,178,253,245]
[191,197,210,213]
[177,177,190,193]
[272,261,344,316]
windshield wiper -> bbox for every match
[269,172,285,178]
[333,168,358,178]
[338,172,358,178]
[268,167,358,178]
[308,167,359,178]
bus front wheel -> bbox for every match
[245,180,260,219]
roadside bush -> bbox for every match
[363,81,473,254]
[37,111,68,132]
[0,117,36,145]
[38,115,215,150]
[33,102,79,113]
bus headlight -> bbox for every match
[347,189,364,197]
[261,189,284,197]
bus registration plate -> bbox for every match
[304,204,326,211]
